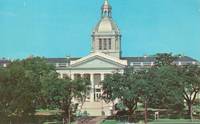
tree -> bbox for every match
[43,77,90,123]
[151,53,184,110]
[155,53,200,119]
[180,65,200,120]
[102,73,123,103]
[0,57,57,119]
[0,61,39,118]
[21,57,56,108]
[136,70,154,124]
[154,53,176,67]
[145,66,184,110]
[136,66,184,123]
[102,68,140,117]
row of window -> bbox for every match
[130,61,196,66]
[130,62,154,66]
[99,38,112,50]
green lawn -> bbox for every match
[149,119,200,124]
[101,120,119,124]
[101,119,200,124]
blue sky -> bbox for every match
[0,0,200,60]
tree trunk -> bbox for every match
[188,102,193,121]
[62,116,67,124]
[112,101,115,116]
[144,100,147,124]
[68,108,71,124]
[128,109,133,122]
[63,108,70,124]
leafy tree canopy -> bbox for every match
[0,57,56,118]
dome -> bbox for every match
[94,17,120,34]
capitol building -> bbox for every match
[47,0,198,116]
[0,0,198,116]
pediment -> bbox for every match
[70,52,127,69]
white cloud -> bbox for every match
[0,11,17,17]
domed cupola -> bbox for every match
[94,0,120,34]
[91,0,121,58]
[94,17,120,34]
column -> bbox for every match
[71,73,74,80]
[100,74,104,97]
[90,74,94,102]
[100,73,105,115]
[101,73,104,81]
[60,73,63,79]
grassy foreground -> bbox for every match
[149,119,200,124]
[101,119,200,124]
[101,120,119,124]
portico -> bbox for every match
[57,52,127,103]
[72,73,106,102]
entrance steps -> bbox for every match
[78,101,112,116]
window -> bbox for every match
[96,89,101,92]
[103,39,107,50]
[58,63,67,67]
[83,74,90,81]
[130,62,141,65]
[74,74,81,80]
[104,74,112,79]
[63,74,69,78]
[108,38,111,49]
[143,62,152,65]
[99,39,102,50]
